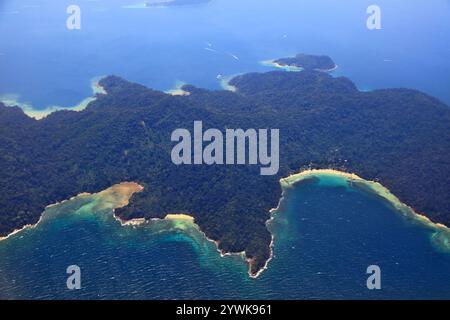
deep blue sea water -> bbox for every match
[0,0,450,109]
[0,0,450,299]
[0,176,449,299]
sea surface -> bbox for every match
[0,175,449,299]
[0,0,450,109]
[0,0,450,299]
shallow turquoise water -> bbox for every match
[0,176,449,300]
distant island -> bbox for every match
[273,53,337,72]
[144,0,211,7]
[1,55,450,277]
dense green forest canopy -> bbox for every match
[1,67,449,275]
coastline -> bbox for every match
[0,181,254,276]
[260,59,338,73]
[165,214,195,222]
[165,81,191,96]
[260,59,303,72]
[0,76,107,120]
[0,182,143,242]
[281,169,450,242]
[2,170,448,278]
[0,222,41,241]
[0,191,95,242]
[258,169,366,278]
[113,209,252,275]
[280,169,449,232]
[219,74,240,92]
[315,64,338,72]
[257,168,450,279]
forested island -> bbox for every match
[274,53,337,71]
[1,59,450,276]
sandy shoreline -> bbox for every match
[165,81,191,96]
[315,64,339,72]
[165,214,195,222]
[260,59,303,72]
[0,182,144,242]
[281,169,450,234]
[1,171,448,278]
[0,223,39,241]
[115,209,250,274]
[258,168,450,278]
[0,180,250,275]
[280,169,450,232]
[260,59,338,73]
[219,74,239,92]
[0,76,107,120]
[0,191,99,241]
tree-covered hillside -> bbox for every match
[1,69,449,275]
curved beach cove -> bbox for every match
[277,170,450,253]
[0,76,107,120]
[0,170,449,299]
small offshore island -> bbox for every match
[1,54,450,277]
[126,0,211,8]
[264,53,337,72]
